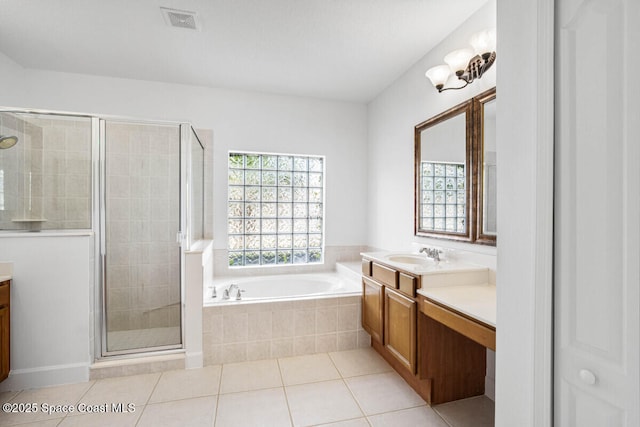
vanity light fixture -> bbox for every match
[425,28,496,92]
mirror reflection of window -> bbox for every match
[420,112,467,234]
[414,88,496,246]
[420,161,466,232]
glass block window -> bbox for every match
[420,161,466,233]
[228,152,325,267]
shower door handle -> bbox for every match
[176,231,186,246]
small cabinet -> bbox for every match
[384,287,417,374]
[362,277,383,343]
[0,280,10,382]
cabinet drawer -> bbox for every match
[372,263,398,288]
[0,282,8,307]
[398,273,417,297]
[362,259,372,277]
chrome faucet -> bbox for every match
[222,283,240,299]
[419,247,442,262]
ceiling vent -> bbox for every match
[161,7,200,30]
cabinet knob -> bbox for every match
[579,369,597,385]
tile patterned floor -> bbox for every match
[0,348,494,427]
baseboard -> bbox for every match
[185,351,203,369]
[0,362,89,392]
[485,376,496,401]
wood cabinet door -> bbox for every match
[362,278,383,343]
[384,288,417,374]
[0,305,9,382]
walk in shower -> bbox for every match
[0,109,204,357]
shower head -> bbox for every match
[0,135,18,149]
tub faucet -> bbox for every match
[419,247,441,262]
[223,284,238,300]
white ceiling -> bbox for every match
[0,0,488,102]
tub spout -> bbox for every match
[223,283,238,300]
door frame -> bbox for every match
[495,0,555,425]
[97,118,187,358]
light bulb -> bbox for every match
[470,28,497,57]
[425,65,451,90]
[444,48,474,76]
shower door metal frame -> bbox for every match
[0,106,201,359]
[98,118,191,358]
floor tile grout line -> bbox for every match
[2,377,99,426]
[213,362,225,427]
[431,406,457,427]
[63,377,100,424]
[341,373,369,422]
[1,350,490,427]
[326,351,344,379]
[276,357,296,427]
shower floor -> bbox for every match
[107,326,181,352]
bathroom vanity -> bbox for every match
[361,252,495,405]
[0,278,10,382]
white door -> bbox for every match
[555,0,639,425]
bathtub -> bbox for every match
[204,271,360,305]
[201,264,371,365]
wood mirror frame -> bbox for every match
[474,87,497,246]
[414,87,497,246]
[414,99,474,242]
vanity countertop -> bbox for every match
[361,251,486,275]
[0,263,13,283]
[417,284,496,328]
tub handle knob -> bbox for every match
[235,289,244,300]
[211,287,217,299]
[223,289,230,300]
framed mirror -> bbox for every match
[414,87,497,246]
[475,87,497,245]
[414,100,474,241]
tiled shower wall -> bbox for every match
[0,113,91,230]
[105,123,181,332]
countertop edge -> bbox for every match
[417,284,497,328]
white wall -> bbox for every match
[0,235,92,391]
[0,64,368,389]
[0,4,557,424]
[366,1,496,254]
[17,70,369,249]
[366,0,497,401]
[0,51,25,105]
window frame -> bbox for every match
[227,150,326,268]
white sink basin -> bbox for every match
[362,251,488,278]
[385,254,430,264]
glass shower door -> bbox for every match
[102,120,182,354]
